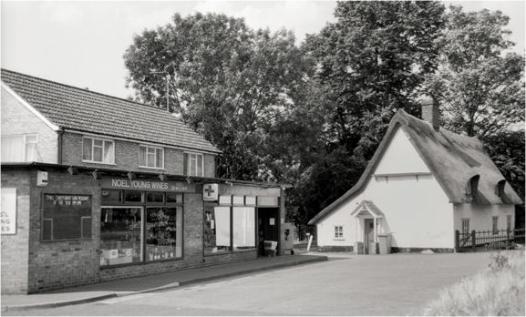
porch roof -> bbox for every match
[350,200,384,218]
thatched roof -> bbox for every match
[309,109,523,225]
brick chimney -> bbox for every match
[420,95,440,131]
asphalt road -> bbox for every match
[7,252,494,316]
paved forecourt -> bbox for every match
[4,252,498,316]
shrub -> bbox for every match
[423,251,525,316]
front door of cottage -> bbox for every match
[364,218,375,254]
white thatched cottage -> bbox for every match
[308,101,523,253]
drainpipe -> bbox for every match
[57,127,64,164]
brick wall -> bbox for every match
[2,168,279,293]
[27,170,101,293]
[62,132,216,177]
[1,170,31,294]
[1,85,58,163]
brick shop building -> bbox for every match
[1,69,286,294]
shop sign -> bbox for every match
[101,178,196,193]
[203,183,219,201]
[1,188,17,235]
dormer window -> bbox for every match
[465,175,480,202]
[82,136,114,164]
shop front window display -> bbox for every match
[145,207,182,261]
[100,207,143,266]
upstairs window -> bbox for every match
[139,145,164,169]
[184,152,204,177]
[82,137,114,164]
[1,134,39,162]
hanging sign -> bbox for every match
[101,178,195,193]
[203,183,219,201]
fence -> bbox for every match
[455,228,525,252]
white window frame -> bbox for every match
[1,133,38,162]
[139,145,164,169]
[334,225,344,240]
[185,152,204,177]
[82,136,115,165]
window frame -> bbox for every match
[1,133,38,162]
[40,193,93,242]
[492,216,499,235]
[461,218,470,235]
[185,152,204,177]
[82,136,115,165]
[334,225,344,240]
[139,145,165,169]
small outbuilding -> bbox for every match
[308,101,523,253]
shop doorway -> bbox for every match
[257,207,279,256]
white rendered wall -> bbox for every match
[317,127,455,249]
[1,85,58,163]
[375,128,429,175]
[454,204,515,232]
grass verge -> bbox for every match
[423,250,525,316]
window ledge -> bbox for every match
[82,160,116,166]
[333,238,345,241]
[138,166,165,170]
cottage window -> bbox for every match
[184,152,204,177]
[139,145,164,169]
[492,216,499,235]
[82,137,114,164]
[334,226,343,239]
[506,215,512,232]
[461,218,470,235]
[1,134,39,162]
[42,194,92,241]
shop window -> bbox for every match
[204,206,232,255]
[139,145,164,169]
[166,192,182,204]
[146,192,164,204]
[492,216,499,235]
[101,189,121,204]
[42,194,92,241]
[124,190,143,203]
[145,207,183,261]
[82,137,114,164]
[184,152,204,177]
[100,207,143,266]
[233,207,255,250]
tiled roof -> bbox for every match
[1,69,220,153]
[309,109,523,224]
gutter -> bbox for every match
[57,127,64,164]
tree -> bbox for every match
[291,1,446,223]
[124,13,315,181]
[424,6,525,137]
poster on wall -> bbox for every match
[1,188,16,235]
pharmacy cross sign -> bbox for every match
[203,183,219,201]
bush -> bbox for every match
[423,251,525,316]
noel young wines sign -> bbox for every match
[101,178,196,193]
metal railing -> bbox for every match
[455,228,525,252]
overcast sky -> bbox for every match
[2,1,524,99]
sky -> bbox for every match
[1,1,524,99]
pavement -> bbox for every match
[1,254,327,312]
